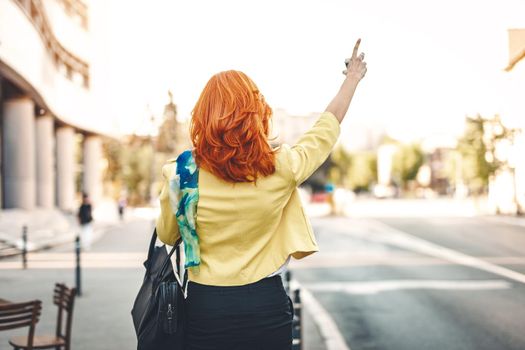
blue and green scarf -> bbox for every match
[167,150,200,270]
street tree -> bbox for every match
[457,114,518,195]
[329,146,377,192]
[392,143,424,189]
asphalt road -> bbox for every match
[291,216,525,350]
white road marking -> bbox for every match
[290,253,525,269]
[305,280,512,295]
[367,220,525,285]
[298,284,351,350]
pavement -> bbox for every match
[0,209,327,350]
[0,199,121,257]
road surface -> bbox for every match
[291,215,525,350]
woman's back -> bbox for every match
[157,111,341,285]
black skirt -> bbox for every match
[185,275,294,350]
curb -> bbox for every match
[0,224,114,259]
[291,280,351,350]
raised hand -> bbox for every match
[343,39,367,81]
[325,38,367,122]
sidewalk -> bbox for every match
[0,217,327,350]
[0,208,74,253]
[0,199,119,256]
[482,214,525,228]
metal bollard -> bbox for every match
[75,234,82,296]
[285,270,291,294]
[292,288,303,350]
[22,225,28,269]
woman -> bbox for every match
[157,39,367,350]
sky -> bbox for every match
[90,0,525,147]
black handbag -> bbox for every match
[131,230,188,350]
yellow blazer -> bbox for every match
[156,111,340,286]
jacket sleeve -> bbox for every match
[283,111,341,185]
[156,161,181,245]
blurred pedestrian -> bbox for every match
[117,194,127,221]
[325,182,336,215]
[77,193,93,250]
[156,39,367,349]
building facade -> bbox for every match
[490,28,525,214]
[0,0,105,211]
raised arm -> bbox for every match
[325,39,367,123]
[285,39,368,185]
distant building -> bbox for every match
[0,0,111,210]
[156,91,191,157]
[375,134,455,197]
[377,144,396,187]
[491,29,525,214]
[271,108,319,147]
[504,29,525,73]
[420,135,457,195]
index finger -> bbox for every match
[352,38,361,59]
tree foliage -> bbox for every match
[329,146,377,191]
[329,146,352,187]
[121,137,154,205]
[102,139,123,184]
[392,143,424,188]
[457,114,517,194]
[101,135,154,205]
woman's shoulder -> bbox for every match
[273,144,295,179]
[161,158,177,179]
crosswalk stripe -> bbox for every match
[305,279,512,295]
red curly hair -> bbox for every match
[190,70,276,183]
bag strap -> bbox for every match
[158,241,189,297]
[147,229,158,262]
[148,229,182,274]
[182,269,189,297]
[175,242,181,275]
[158,237,182,280]
[174,240,189,295]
